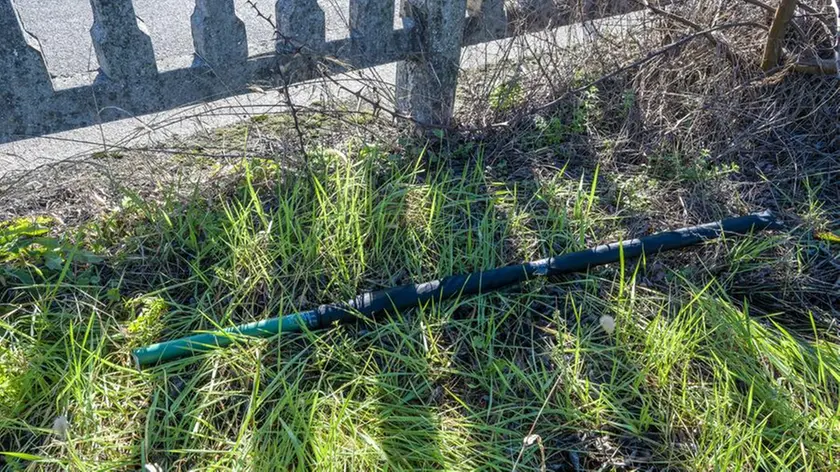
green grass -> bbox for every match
[1,141,839,471]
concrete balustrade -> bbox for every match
[396,0,468,127]
[465,0,506,44]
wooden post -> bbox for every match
[396,0,468,128]
[89,0,158,80]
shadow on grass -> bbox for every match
[2,119,837,470]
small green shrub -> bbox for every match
[615,174,659,211]
[489,80,525,112]
[533,115,569,147]
[0,217,101,285]
[649,149,740,183]
[126,296,168,347]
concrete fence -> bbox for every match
[0,0,629,144]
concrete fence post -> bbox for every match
[465,0,506,43]
[191,0,248,76]
[396,0,468,128]
[89,0,158,81]
[276,0,326,53]
[0,0,53,135]
[349,0,394,58]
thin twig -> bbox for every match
[245,0,307,154]
[245,0,276,30]
[315,69,413,123]
[531,22,764,114]
[632,0,753,66]
[741,0,775,13]
[511,375,563,472]
[277,68,307,155]
[247,0,429,133]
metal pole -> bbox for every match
[132,211,782,367]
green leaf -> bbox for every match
[106,287,121,302]
[44,252,64,271]
[32,237,60,249]
[0,219,50,245]
[3,268,34,285]
[0,451,44,461]
[76,250,104,264]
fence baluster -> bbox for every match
[1,0,53,133]
[191,0,248,73]
[276,0,326,53]
[89,0,157,80]
[1,0,52,88]
[396,0,467,127]
[465,0,506,43]
[349,0,394,58]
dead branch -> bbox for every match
[832,0,840,78]
[791,57,838,74]
[795,0,819,15]
[761,0,797,70]
[742,0,819,15]
[632,0,754,66]
[531,22,765,114]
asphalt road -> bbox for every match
[14,0,357,79]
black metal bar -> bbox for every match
[132,210,782,366]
